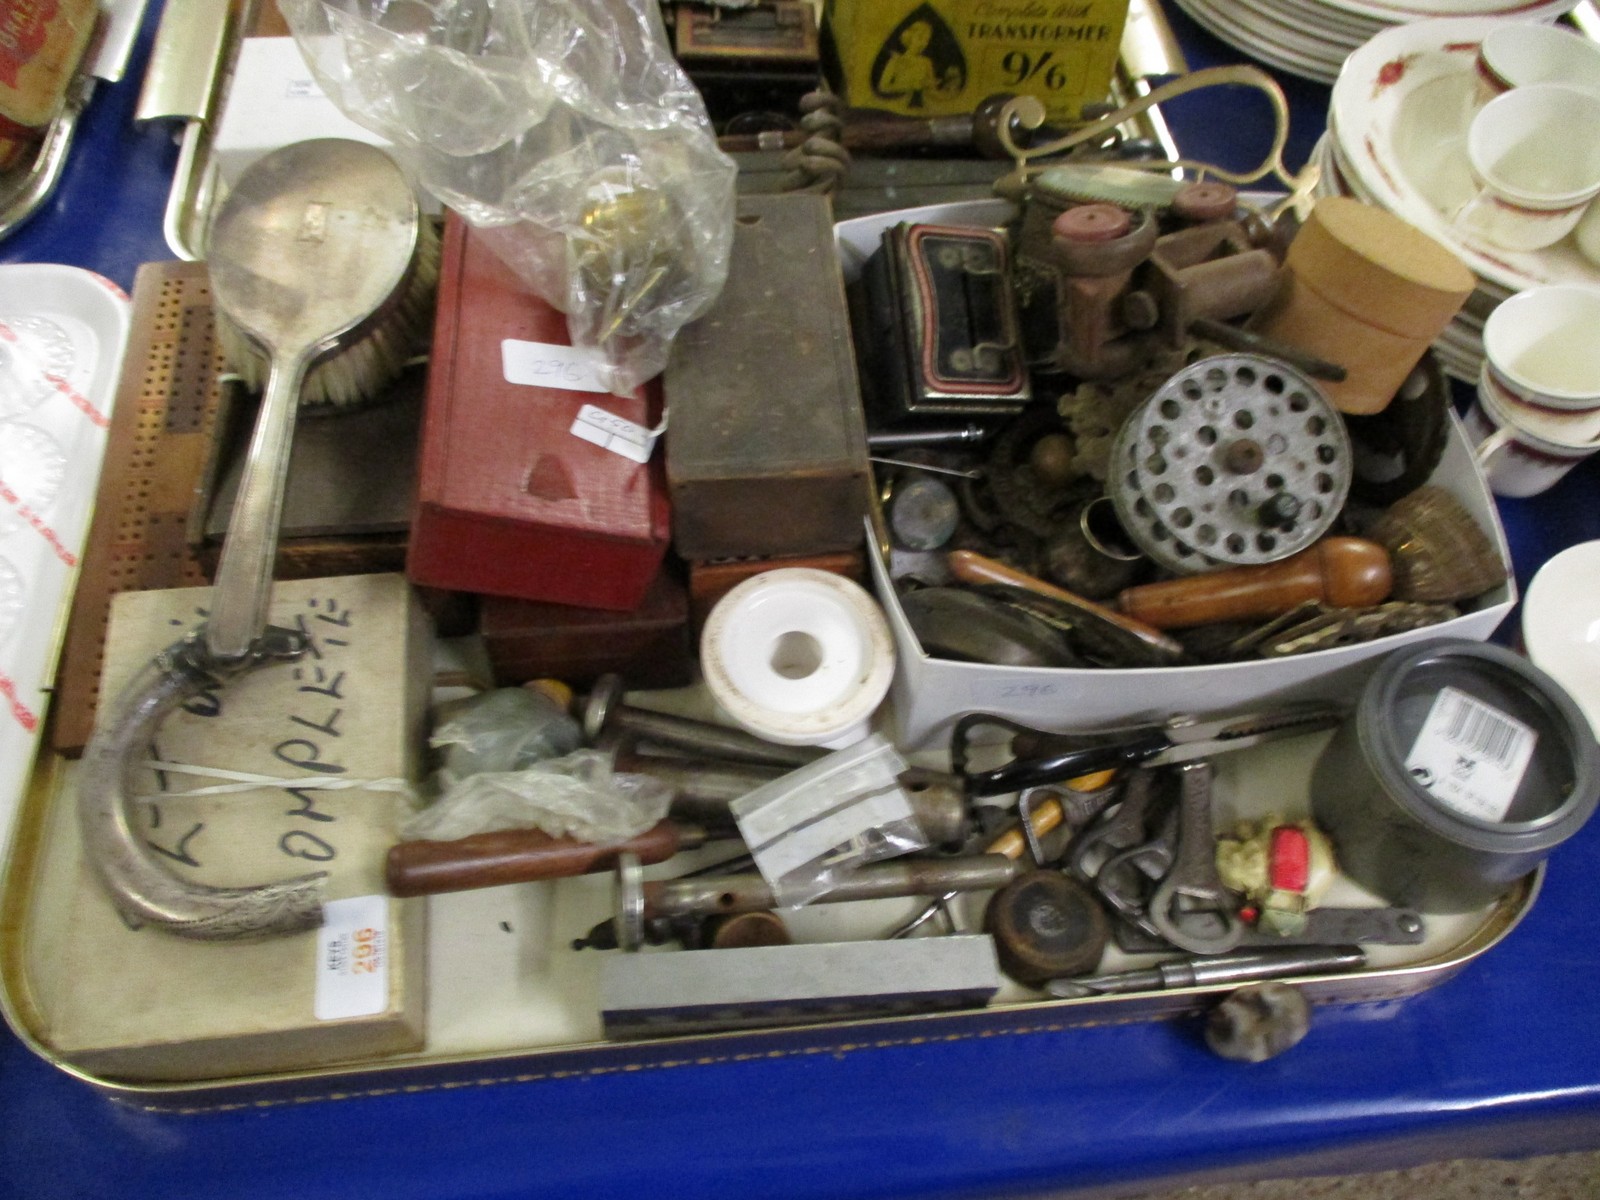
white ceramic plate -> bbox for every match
[1523,540,1600,741]
[1322,0,1577,23]
[1173,0,1345,82]
[1333,17,1600,293]
[1223,0,1363,58]
[1294,0,1389,38]
[0,265,130,857]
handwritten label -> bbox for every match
[315,895,390,1020]
[501,339,610,394]
[144,593,359,871]
[969,679,1065,709]
[570,404,660,464]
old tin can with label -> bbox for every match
[0,0,97,168]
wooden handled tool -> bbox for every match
[984,770,1118,861]
[946,550,1185,661]
[385,821,710,898]
[1117,537,1392,630]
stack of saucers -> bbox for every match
[1171,0,1580,85]
[1317,17,1600,383]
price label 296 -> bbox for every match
[315,895,389,1019]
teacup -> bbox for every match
[1453,83,1600,252]
[1468,365,1600,498]
[1474,22,1600,107]
[1481,284,1600,411]
[1575,197,1600,266]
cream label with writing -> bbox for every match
[501,339,610,394]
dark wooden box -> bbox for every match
[688,550,866,636]
[479,566,694,692]
[663,193,872,562]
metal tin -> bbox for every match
[851,222,1030,422]
[1311,638,1600,913]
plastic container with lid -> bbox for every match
[1310,639,1600,913]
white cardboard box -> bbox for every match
[33,574,432,1081]
[838,201,1517,748]
[213,37,441,215]
[213,38,393,187]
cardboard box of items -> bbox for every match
[836,200,1516,748]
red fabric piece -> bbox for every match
[1268,826,1311,894]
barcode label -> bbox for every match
[1443,691,1522,768]
[1404,687,1537,823]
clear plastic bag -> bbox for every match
[430,686,582,788]
[730,734,929,908]
[279,0,737,394]
[401,748,672,844]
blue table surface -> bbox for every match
[5,5,1600,1198]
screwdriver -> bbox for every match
[385,820,721,898]
[1045,944,1367,998]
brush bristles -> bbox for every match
[215,213,442,411]
[1369,486,1506,604]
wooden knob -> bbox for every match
[1117,537,1392,630]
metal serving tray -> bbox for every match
[0,4,1544,1113]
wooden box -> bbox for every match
[479,565,695,692]
[688,550,866,636]
[663,194,873,562]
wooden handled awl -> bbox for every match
[385,821,712,898]
[1117,537,1393,629]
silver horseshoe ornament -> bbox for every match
[75,627,326,939]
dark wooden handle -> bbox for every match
[946,550,1184,658]
[1117,537,1393,630]
[386,821,682,898]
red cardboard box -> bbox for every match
[407,214,671,611]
